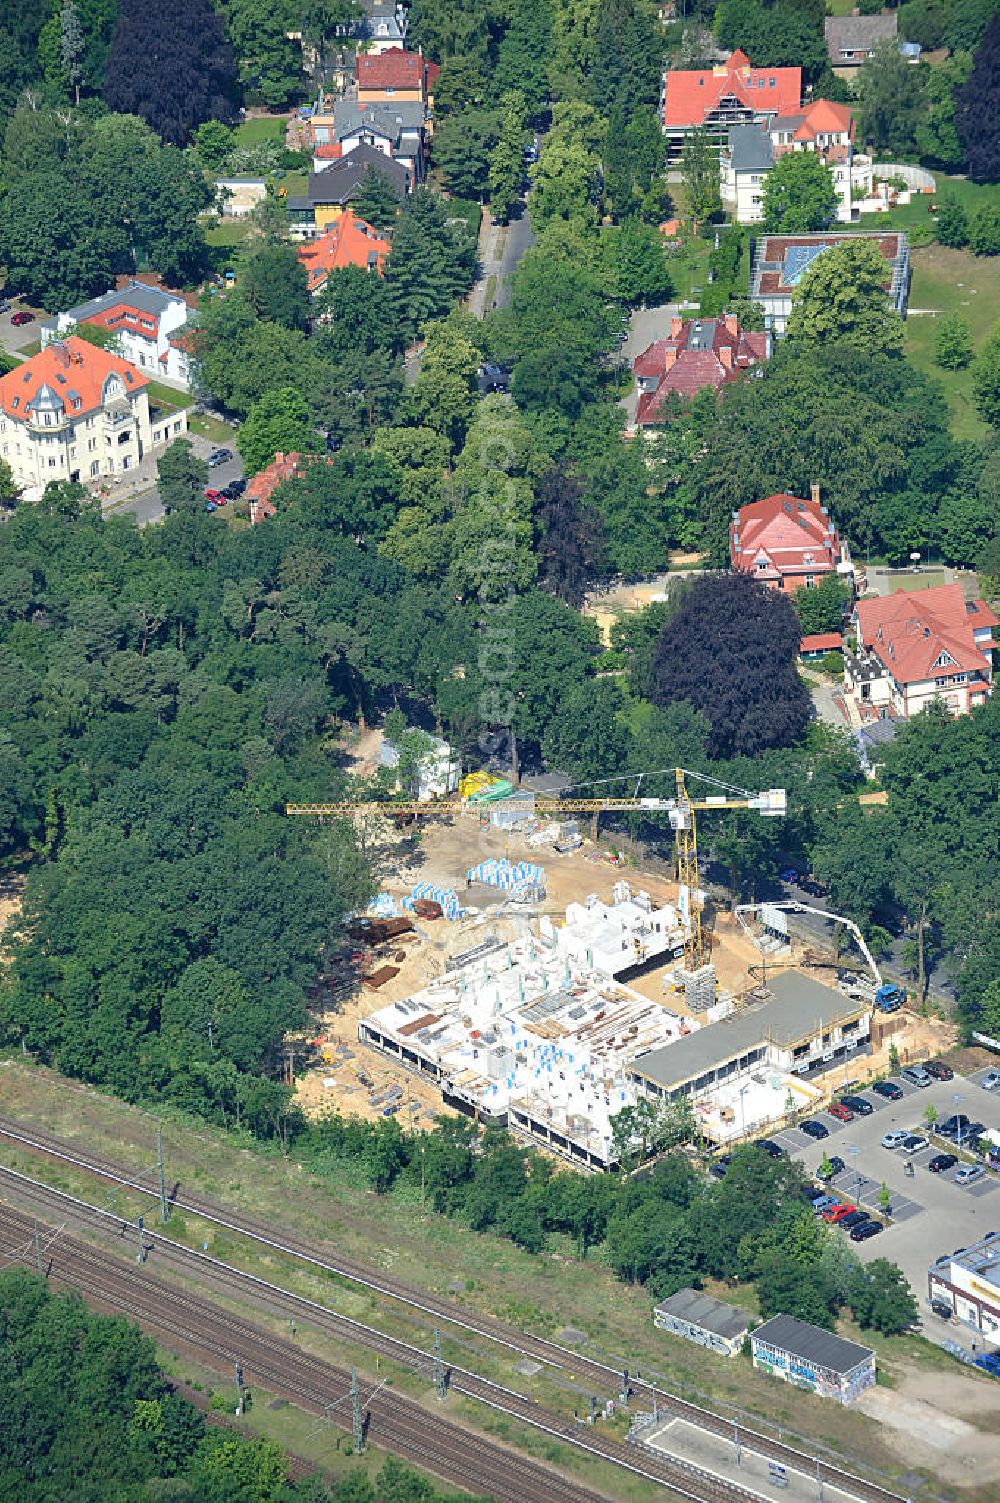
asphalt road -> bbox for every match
[494,206,535,310]
[112,435,244,528]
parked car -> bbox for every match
[828,1103,854,1122]
[816,1154,846,1182]
[812,1194,841,1213]
[0,299,10,314]
[871,1079,904,1101]
[757,1138,785,1159]
[839,1210,871,1231]
[224,477,246,498]
[965,1121,986,1143]
[955,1163,987,1187]
[900,1065,932,1087]
[924,1060,954,1081]
[204,488,225,504]
[822,1202,855,1223]
[974,1352,1000,1378]
[800,876,826,897]
[800,1119,829,1140]
[10,310,34,326]
[882,1129,911,1150]
[900,1134,928,1154]
[851,1220,884,1242]
[981,1070,1000,1092]
[930,1298,953,1319]
[208,447,232,467]
[708,1154,732,1180]
[840,1095,874,1117]
[928,1153,958,1173]
[938,1114,969,1139]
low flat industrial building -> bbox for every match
[928,1232,1000,1339]
[654,1289,752,1357]
[751,1315,875,1403]
[628,970,870,1135]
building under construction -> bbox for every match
[358,888,691,1168]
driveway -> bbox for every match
[776,1070,1000,1351]
[0,304,45,357]
[108,432,243,528]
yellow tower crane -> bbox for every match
[286,769,786,970]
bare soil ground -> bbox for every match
[855,1363,1000,1487]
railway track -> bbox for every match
[0,1200,609,1503]
[0,1164,766,1503]
[0,1114,907,1503]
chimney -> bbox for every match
[663,346,678,371]
[670,317,684,338]
[724,313,739,338]
[719,345,732,371]
[810,481,821,507]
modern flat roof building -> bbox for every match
[628,970,870,1105]
[749,231,909,335]
[654,1289,752,1358]
[928,1232,1000,1339]
[751,1315,875,1402]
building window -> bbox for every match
[48,458,56,468]
[805,575,815,588]
[90,461,100,477]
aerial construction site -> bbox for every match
[290,763,931,1169]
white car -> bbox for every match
[955,1163,987,1186]
[881,1129,911,1149]
[900,1134,928,1154]
[981,1070,1000,1091]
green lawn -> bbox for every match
[204,220,253,248]
[189,412,234,445]
[144,379,188,413]
[234,115,287,148]
[904,241,1000,439]
[666,234,713,302]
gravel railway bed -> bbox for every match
[0,1201,609,1503]
[0,1114,906,1503]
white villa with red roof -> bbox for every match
[721,99,861,225]
[845,584,996,722]
[730,487,851,592]
[662,50,801,161]
[41,280,193,386]
[633,314,770,428]
[0,336,186,499]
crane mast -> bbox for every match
[287,769,786,970]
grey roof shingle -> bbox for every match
[727,125,775,173]
[53,280,180,324]
[655,1289,753,1342]
[308,143,408,205]
[752,1314,874,1376]
[825,13,897,59]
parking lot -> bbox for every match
[774,1067,1000,1349]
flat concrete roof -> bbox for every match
[630,971,866,1093]
[655,1288,752,1341]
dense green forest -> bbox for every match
[0,1269,480,1503]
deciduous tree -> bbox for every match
[104,0,237,143]
[648,572,813,757]
[787,239,905,356]
[762,150,837,233]
[955,9,1000,181]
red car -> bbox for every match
[204,488,226,504]
[821,1202,854,1223]
[828,1102,854,1122]
[10,310,34,326]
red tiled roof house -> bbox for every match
[663,49,802,161]
[845,584,997,722]
[0,335,186,500]
[731,487,849,592]
[296,210,391,294]
[634,314,770,428]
